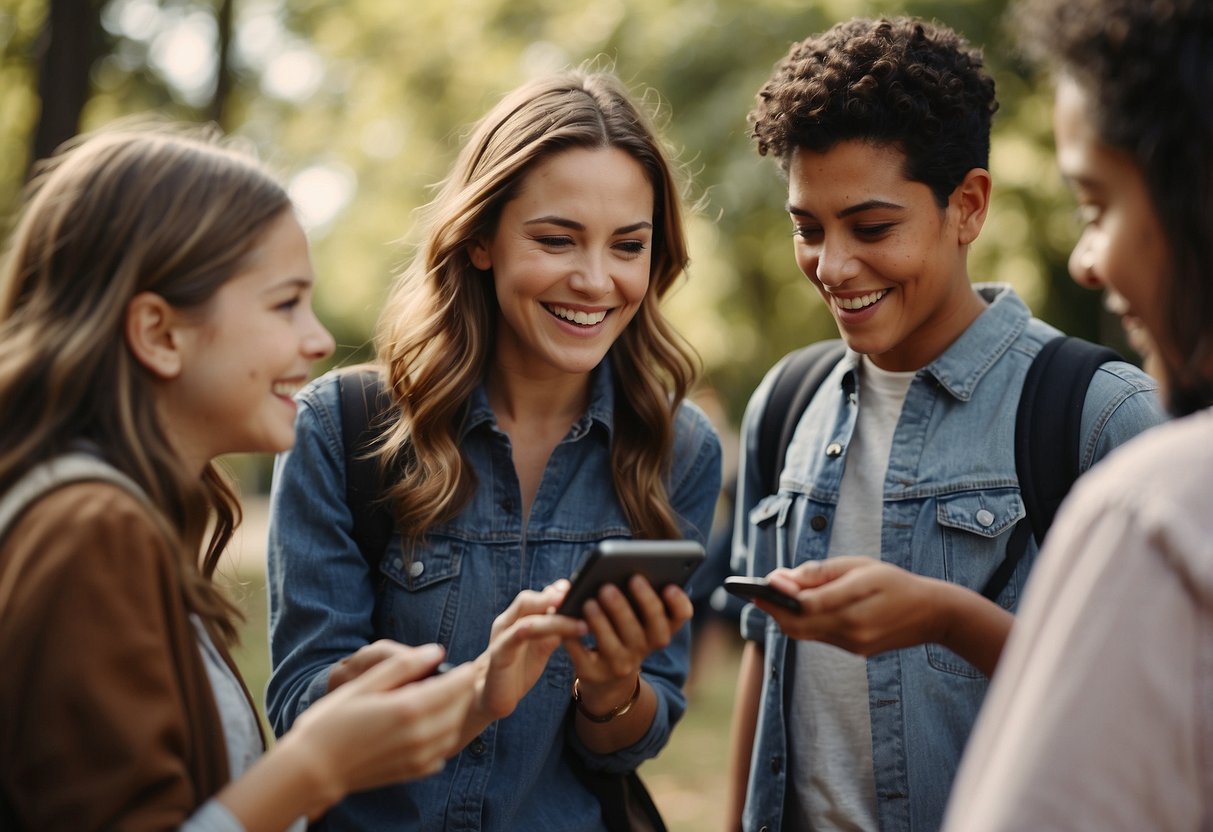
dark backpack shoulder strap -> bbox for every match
[980,335,1121,601]
[756,340,847,495]
[336,366,396,573]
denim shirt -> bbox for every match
[265,359,721,832]
[733,285,1165,832]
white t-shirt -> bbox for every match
[787,356,915,831]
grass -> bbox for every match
[217,502,741,832]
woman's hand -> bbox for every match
[563,574,693,714]
[470,580,588,725]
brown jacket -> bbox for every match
[0,482,232,830]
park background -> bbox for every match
[2,0,1143,828]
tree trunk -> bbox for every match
[29,0,98,173]
[210,0,235,129]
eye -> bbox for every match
[614,239,648,257]
[855,223,894,238]
[534,235,574,249]
[1074,204,1102,229]
[793,226,823,242]
[274,294,304,313]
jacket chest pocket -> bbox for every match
[747,493,795,575]
[929,489,1024,677]
[376,537,465,648]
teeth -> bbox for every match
[835,290,889,310]
[273,381,303,397]
[548,305,607,326]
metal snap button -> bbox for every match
[408,560,425,578]
[826,442,843,458]
[975,509,995,528]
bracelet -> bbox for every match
[572,676,641,723]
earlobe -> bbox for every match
[468,240,492,271]
[953,168,992,246]
[125,292,183,379]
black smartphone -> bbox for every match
[722,576,802,612]
[556,539,706,617]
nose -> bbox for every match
[568,251,612,298]
[814,237,860,288]
[304,311,336,360]
[1068,236,1103,290]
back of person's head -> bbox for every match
[0,124,291,638]
[377,68,697,545]
[1016,0,1213,415]
[749,16,998,206]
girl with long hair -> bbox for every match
[266,69,721,830]
[0,125,568,831]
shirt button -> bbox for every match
[809,515,828,531]
[825,442,843,458]
[769,755,782,775]
[408,560,425,578]
[501,498,514,512]
[393,558,405,571]
[469,737,487,757]
[975,509,995,528]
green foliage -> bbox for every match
[3,0,1116,428]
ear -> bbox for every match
[125,292,183,380]
[951,168,992,246]
[467,239,492,271]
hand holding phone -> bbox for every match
[556,539,706,618]
[722,575,802,612]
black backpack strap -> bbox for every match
[756,340,848,494]
[979,336,1120,601]
[336,366,396,573]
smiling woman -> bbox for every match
[264,68,722,832]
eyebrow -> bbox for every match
[524,216,653,234]
[786,199,906,219]
[262,276,314,295]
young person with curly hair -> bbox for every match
[266,69,721,831]
[724,17,1165,831]
[943,1,1213,828]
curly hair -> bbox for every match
[749,16,998,206]
[375,69,698,549]
[1016,0,1213,415]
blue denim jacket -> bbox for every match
[734,285,1165,832]
[265,359,721,832]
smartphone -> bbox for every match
[556,539,706,617]
[722,575,802,612]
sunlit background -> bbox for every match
[0,2,1136,828]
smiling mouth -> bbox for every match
[834,289,890,311]
[545,304,608,326]
[272,380,305,398]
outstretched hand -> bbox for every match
[282,641,478,813]
[760,556,948,657]
[471,579,588,725]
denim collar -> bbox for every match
[462,358,616,440]
[831,282,1028,403]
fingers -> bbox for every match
[338,642,446,694]
[330,640,444,693]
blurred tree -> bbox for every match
[0,0,1122,430]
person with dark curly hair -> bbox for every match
[724,16,1166,831]
[943,1,1213,828]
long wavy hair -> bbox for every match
[375,69,698,547]
[0,125,292,643]
[1016,0,1213,416]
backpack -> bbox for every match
[754,336,1119,602]
[334,368,669,832]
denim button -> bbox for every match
[810,515,828,531]
[501,498,514,512]
[470,737,487,757]
[408,560,425,578]
[826,442,843,457]
[975,509,995,527]
[769,755,782,775]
